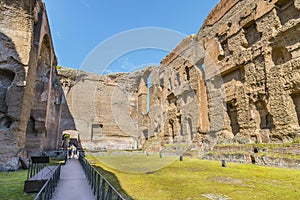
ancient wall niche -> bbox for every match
[221,66,245,83]
[218,39,232,61]
[291,93,300,126]
[143,129,149,140]
[226,101,240,135]
[275,0,300,25]
[272,46,292,65]
[160,78,164,89]
[185,66,190,81]
[254,100,273,130]
[91,124,103,140]
[167,93,177,106]
[242,21,262,47]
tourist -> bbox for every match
[68,145,72,159]
[72,144,77,159]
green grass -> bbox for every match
[87,153,300,200]
[0,170,35,200]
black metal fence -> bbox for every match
[33,164,61,200]
[79,152,125,200]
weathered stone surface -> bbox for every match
[198,0,300,145]
[58,0,300,160]
[0,0,73,171]
[3,0,300,169]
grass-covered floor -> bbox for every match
[87,153,300,200]
[0,170,35,200]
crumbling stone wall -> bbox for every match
[58,68,144,150]
[58,36,209,152]
[198,0,300,144]
[0,0,70,171]
[58,0,300,155]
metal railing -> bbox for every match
[79,152,125,200]
[33,164,61,200]
[28,163,47,180]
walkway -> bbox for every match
[51,158,95,200]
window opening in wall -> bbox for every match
[146,73,152,112]
[185,66,190,81]
[243,21,262,47]
[272,46,292,65]
[160,78,164,89]
[255,100,273,129]
[167,93,177,106]
[276,0,300,25]
[91,124,103,141]
[218,39,232,61]
[226,102,240,135]
[292,93,300,126]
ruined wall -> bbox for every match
[58,36,208,152]
[0,0,68,171]
[198,0,300,144]
[58,68,144,150]
[58,0,300,155]
[136,35,209,153]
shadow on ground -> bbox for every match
[92,165,133,200]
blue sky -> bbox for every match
[43,0,219,74]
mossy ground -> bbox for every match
[87,153,300,200]
[0,170,35,200]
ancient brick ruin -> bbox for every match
[59,0,300,155]
[1,0,300,170]
[0,0,74,171]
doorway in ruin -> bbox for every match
[186,118,193,141]
[226,101,240,135]
[62,130,80,149]
[255,100,273,130]
[292,93,300,126]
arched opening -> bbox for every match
[146,73,152,112]
[62,130,80,150]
